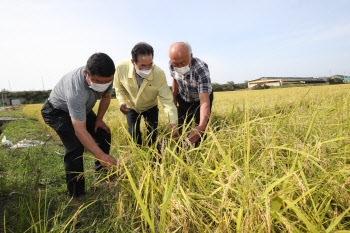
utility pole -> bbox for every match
[42,76,44,90]
[8,80,11,91]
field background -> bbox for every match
[1,84,350,232]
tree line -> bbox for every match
[1,78,344,105]
[0,82,243,105]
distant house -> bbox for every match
[0,95,26,106]
[248,77,326,88]
[330,75,350,83]
[11,99,23,105]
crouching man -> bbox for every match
[41,53,117,200]
[169,42,213,147]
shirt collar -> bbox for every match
[190,58,195,67]
[133,68,143,79]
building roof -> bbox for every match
[249,77,323,82]
[331,75,349,79]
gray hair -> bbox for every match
[183,42,192,56]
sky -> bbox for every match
[0,0,350,91]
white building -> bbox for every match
[248,77,326,88]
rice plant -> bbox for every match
[8,84,350,232]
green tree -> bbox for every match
[327,77,344,85]
[227,81,235,90]
[212,83,224,92]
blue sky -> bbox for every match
[1,0,350,91]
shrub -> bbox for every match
[252,83,270,90]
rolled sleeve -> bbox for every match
[158,75,178,124]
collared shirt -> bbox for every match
[114,60,178,124]
[134,69,144,90]
[169,57,212,102]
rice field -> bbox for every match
[21,84,350,232]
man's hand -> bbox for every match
[72,118,116,169]
[94,119,110,133]
[170,123,179,138]
[120,103,130,115]
[188,125,205,144]
[99,154,117,169]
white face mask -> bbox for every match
[89,81,112,92]
[174,65,190,75]
[136,69,152,78]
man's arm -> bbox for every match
[71,119,117,168]
[94,93,111,133]
[172,78,179,107]
[188,92,210,143]
[158,76,179,137]
[114,67,130,114]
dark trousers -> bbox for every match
[126,105,159,148]
[41,100,111,197]
[177,92,214,147]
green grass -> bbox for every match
[1,85,350,232]
[1,118,47,142]
[0,105,26,118]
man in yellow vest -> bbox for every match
[114,42,178,152]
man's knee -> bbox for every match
[64,144,84,163]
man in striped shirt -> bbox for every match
[169,42,213,147]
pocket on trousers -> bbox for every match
[41,102,54,118]
[41,102,64,130]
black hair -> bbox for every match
[131,42,154,63]
[86,53,115,77]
